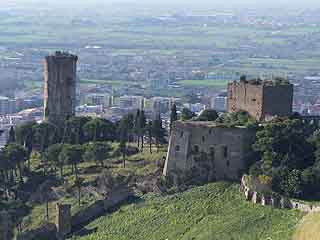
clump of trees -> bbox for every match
[250,118,320,199]
[0,112,168,201]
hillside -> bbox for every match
[77,182,304,240]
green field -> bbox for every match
[80,79,132,86]
[177,80,230,87]
[78,182,303,240]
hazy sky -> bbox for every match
[4,0,320,8]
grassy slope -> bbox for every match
[293,212,320,240]
[21,145,167,231]
[79,182,303,240]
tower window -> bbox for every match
[194,145,199,154]
[223,146,228,158]
[210,147,215,160]
[226,160,230,167]
[175,145,180,152]
[202,136,205,142]
[180,132,184,138]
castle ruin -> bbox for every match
[44,51,78,125]
[227,80,293,121]
[163,121,256,183]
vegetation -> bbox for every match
[79,182,303,240]
[181,108,196,121]
[0,112,168,234]
[250,118,320,199]
[196,109,219,121]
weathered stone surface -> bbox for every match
[55,203,71,238]
[244,188,252,201]
[251,192,260,204]
[17,223,57,240]
[261,195,270,206]
[0,211,11,240]
[44,51,78,125]
[227,80,293,121]
[163,121,256,182]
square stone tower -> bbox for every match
[227,80,293,121]
[44,51,78,125]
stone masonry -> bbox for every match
[227,80,293,121]
[55,203,71,238]
[44,51,78,125]
[0,211,11,240]
[163,121,256,182]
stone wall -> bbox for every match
[240,175,320,212]
[0,211,11,240]
[17,186,134,239]
[163,121,256,183]
[17,223,57,240]
[71,186,133,230]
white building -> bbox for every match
[119,95,144,110]
[84,93,112,108]
[0,96,9,115]
[212,96,227,112]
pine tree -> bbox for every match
[139,110,147,151]
[152,114,166,152]
[134,109,141,148]
[8,126,16,143]
[170,104,178,133]
[147,120,153,154]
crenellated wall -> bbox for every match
[240,175,320,212]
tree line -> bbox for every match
[0,111,166,201]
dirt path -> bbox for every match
[293,212,320,240]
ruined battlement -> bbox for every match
[227,80,293,121]
[46,51,78,60]
[163,121,256,183]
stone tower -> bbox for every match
[227,80,293,121]
[55,203,71,238]
[44,51,78,125]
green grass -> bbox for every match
[177,80,230,87]
[78,182,303,240]
[80,79,132,86]
[21,144,166,231]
